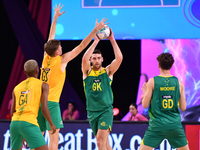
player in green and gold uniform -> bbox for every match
[139,53,189,150]
[10,60,56,150]
[82,28,123,150]
[36,4,108,150]
[84,67,114,135]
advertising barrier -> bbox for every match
[0,120,198,150]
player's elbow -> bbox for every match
[180,105,186,111]
[142,102,149,109]
[142,104,148,109]
[115,55,123,66]
[179,100,187,111]
[118,55,123,63]
[82,56,88,63]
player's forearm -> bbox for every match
[48,16,58,41]
[179,100,186,111]
[82,40,99,61]
[142,99,149,108]
[142,94,150,108]
[110,39,123,63]
[80,27,99,50]
[41,106,54,126]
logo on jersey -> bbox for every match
[60,121,63,124]
[21,90,30,94]
[162,95,173,99]
[93,79,101,83]
[100,122,106,126]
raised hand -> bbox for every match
[94,34,100,42]
[106,28,114,40]
[95,18,109,31]
[53,3,65,18]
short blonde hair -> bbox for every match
[24,59,38,73]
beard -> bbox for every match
[93,63,102,70]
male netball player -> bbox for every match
[140,53,189,150]
[82,29,123,150]
[10,59,56,150]
[37,3,109,150]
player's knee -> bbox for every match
[96,138,106,148]
[97,140,103,148]
[106,141,111,149]
[49,131,59,142]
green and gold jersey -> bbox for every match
[148,75,182,131]
[40,55,66,103]
[12,77,43,126]
[83,67,113,111]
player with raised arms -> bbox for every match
[82,27,123,150]
[36,3,109,150]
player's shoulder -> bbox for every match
[147,78,154,88]
[178,79,184,87]
[32,77,43,83]
[15,79,27,88]
[148,77,154,83]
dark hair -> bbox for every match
[156,53,174,70]
[67,100,77,112]
[130,103,137,109]
[93,49,102,56]
[44,39,61,56]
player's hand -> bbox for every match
[94,34,100,42]
[53,3,65,18]
[142,82,147,94]
[106,28,114,40]
[49,124,56,134]
[95,18,109,31]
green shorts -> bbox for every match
[10,121,46,149]
[37,101,63,132]
[88,108,113,136]
[142,128,188,148]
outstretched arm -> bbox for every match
[82,35,100,79]
[142,78,154,108]
[179,80,186,111]
[48,4,65,41]
[44,4,65,56]
[61,18,108,66]
[41,82,56,134]
[106,28,123,79]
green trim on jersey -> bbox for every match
[25,78,29,90]
[148,76,182,131]
[17,78,30,120]
[83,67,113,111]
